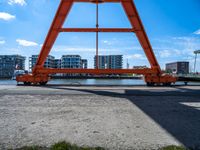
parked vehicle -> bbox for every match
[12,70,27,80]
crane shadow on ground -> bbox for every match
[43,85,200,149]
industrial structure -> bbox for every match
[166,62,189,74]
[16,0,177,86]
[0,55,25,78]
[94,55,123,69]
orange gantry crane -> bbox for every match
[16,0,177,86]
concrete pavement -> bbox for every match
[0,85,200,149]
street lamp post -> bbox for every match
[194,50,200,73]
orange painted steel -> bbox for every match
[16,0,177,85]
[33,0,73,72]
[35,68,157,75]
[121,0,161,73]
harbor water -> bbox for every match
[0,79,199,86]
[0,79,145,85]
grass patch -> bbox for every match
[50,141,105,150]
[11,141,105,150]
[160,145,187,150]
[9,143,194,150]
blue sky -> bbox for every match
[0,0,200,71]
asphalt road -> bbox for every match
[0,85,200,150]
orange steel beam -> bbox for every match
[121,0,161,73]
[36,68,157,75]
[59,28,135,32]
[95,3,99,69]
[33,0,73,72]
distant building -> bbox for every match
[94,55,123,69]
[61,55,87,76]
[166,62,189,74]
[0,55,25,78]
[61,55,82,69]
[29,55,55,71]
[126,59,130,69]
[133,65,148,69]
[81,59,88,69]
[29,54,87,73]
[54,59,61,69]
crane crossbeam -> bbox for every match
[35,68,157,74]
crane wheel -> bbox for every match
[146,82,155,86]
[163,82,172,86]
[39,81,48,86]
[24,82,31,86]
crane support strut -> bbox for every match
[16,0,177,86]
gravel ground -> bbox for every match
[0,85,200,150]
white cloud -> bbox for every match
[0,47,22,54]
[103,40,108,44]
[52,45,121,53]
[0,12,15,21]
[8,0,26,6]
[102,40,113,46]
[53,46,96,52]
[194,29,200,35]
[0,40,6,44]
[154,36,200,59]
[16,39,38,47]
[159,50,171,58]
[125,54,145,60]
